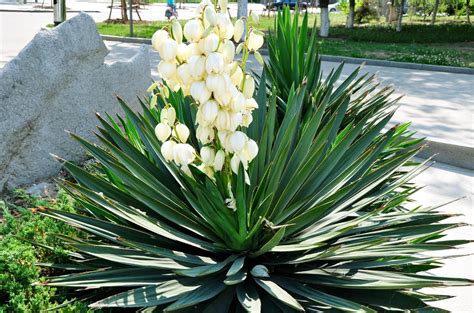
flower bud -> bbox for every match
[184,19,204,42]
[173,143,196,166]
[202,33,220,55]
[230,131,247,152]
[254,51,264,65]
[247,31,264,51]
[205,52,225,74]
[233,19,245,42]
[152,29,169,51]
[155,123,171,142]
[190,81,212,104]
[243,75,255,98]
[222,40,235,64]
[172,20,183,44]
[158,61,177,80]
[201,100,219,124]
[204,6,217,26]
[219,0,228,12]
[175,123,190,143]
[250,11,260,24]
[161,140,177,161]
[214,150,225,171]
[200,146,216,165]
[230,154,241,174]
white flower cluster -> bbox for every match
[152,0,263,182]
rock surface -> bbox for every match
[0,13,151,190]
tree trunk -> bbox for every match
[319,0,330,37]
[237,0,248,18]
[346,0,355,28]
[467,0,471,23]
[121,0,128,22]
[396,0,405,31]
[431,0,440,24]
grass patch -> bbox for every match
[0,190,91,312]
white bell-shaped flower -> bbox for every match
[205,52,225,74]
[196,125,214,144]
[166,107,177,125]
[187,42,202,57]
[173,143,196,166]
[229,112,243,131]
[155,123,172,142]
[247,31,264,51]
[200,146,216,166]
[161,140,177,161]
[229,131,247,152]
[205,73,223,93]
[202,33,220,55]
[152,29,169,51]
[230,92,246,112]
[159,38,178,62]
[190,81,212,104]
[215,110,230,130]
[215,13,234,40]
[214,150,225,171]
[175,123,190,143]
[243,139,258,161]
[177,64,193,86]
[214,88,232,107]
[201,100,219,124]
[158,61,177,80]
[189,56,206,80]
[176,43,192,62]
[184,19,204,42]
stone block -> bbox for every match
[0,13,151,190]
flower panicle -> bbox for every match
[150,0,264,185]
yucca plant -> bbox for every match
[35,4,471,312]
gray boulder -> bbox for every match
[0,13,151,190]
